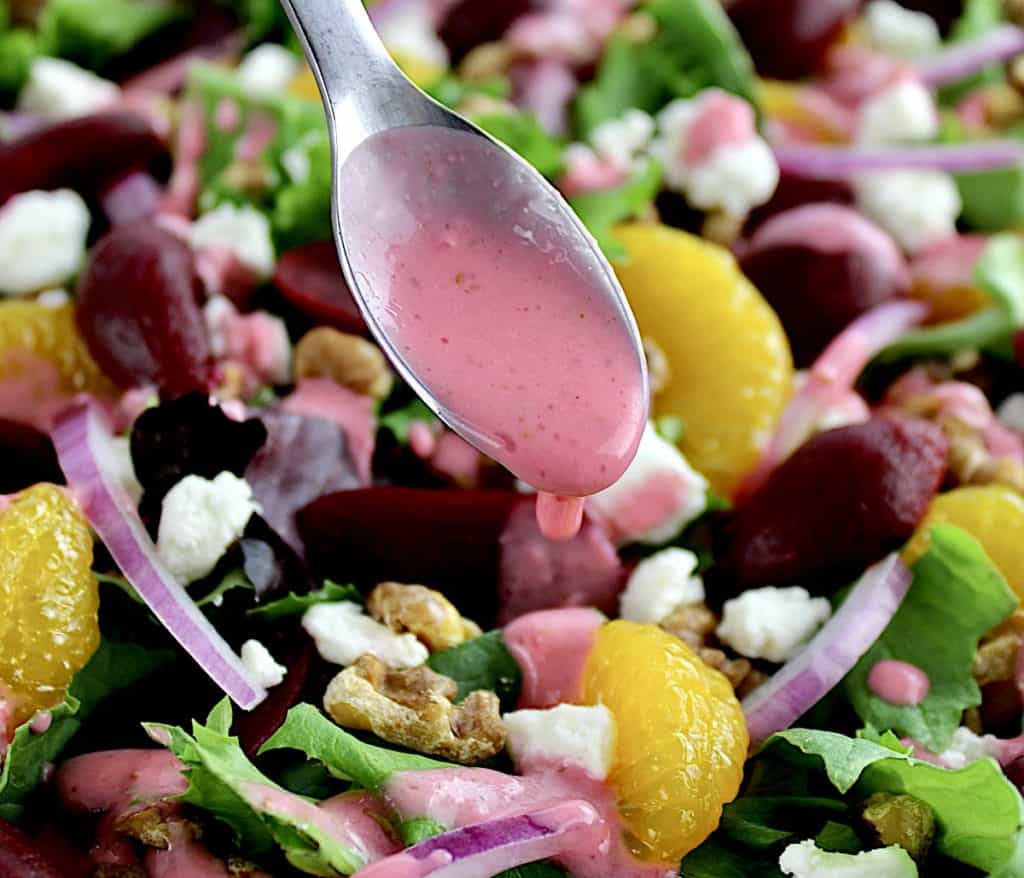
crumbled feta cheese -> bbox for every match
[588,422,708,545]
[857,79,938,145]
[619,548,705,624]
[376,3,449,69]
[935,726,1002,770]
[503,704,616,780]
[236,43,301,97]
[780,840,919,877]
[191,204,275,278]
[866,0,941,60]
[281,145,312,184]
[717,586,831,663]
[652,93,778,218]
[998,393,1024,433]
[589,109,655,170]
[0,189,91,296]
[36,288,70,309]
[302,602,429,669]
[240,639,288,689]
[17,57,119,119]
[156,472,258,584]
[855,170,961,253]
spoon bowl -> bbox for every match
[281,0,648,497]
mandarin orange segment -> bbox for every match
[0,300,114,395]
[613,224,793,497]
[581,620,748,864]
[0,484,100,727]
[904,486,1024,598]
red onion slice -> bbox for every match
[354,801,600,877]
[100,170,163,226]
[917,24,1024,89]
[52,401,266,709]
[773,141,1024,180]
[743,553,912,746]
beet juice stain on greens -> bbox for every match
[339,126,648,541]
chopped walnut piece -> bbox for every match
[114,806,174,850]
[660,603,718,650]
[697,647,753,689]
[293,327,394,400]
[702,211,744,248]
[459,41,513,81]
[367,582,477,652]
[324,654,506,764]
[1005,0,1024,27]
[938,416,1024,494]
[974,631,1021,687]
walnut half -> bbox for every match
[367,582,481,652]
[324,654,506,764]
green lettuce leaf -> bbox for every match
[938,0,1006,104]
[574,0,757,137]
[378,397,439,445]
[247,581,361,621]
[260,703,450,790]
[878,233,1024,362]
[844,525,1018,752]
[426,630,522,709]
[470,111,565,179]
[765,729,1024,874]
[0,639,169,822]
[0,29,36,95]
[148,700,366,875]
[569,158,662,260]
[38,0,189,70]
[217,0,293,43]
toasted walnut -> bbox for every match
[974,631,1021,686]
[457,94,517,118]
[227,857,269,877]
[324,654,506,763]
[736,668,769,700]
[697,647,754,689]
[660,603,718,650]
[459,41,513,81]
[617,11,657,42]
[1005,0,1024,27]
[367,582,477,652]
[293,327,394,399]
[221,159,274,196]
[9,0,45,25]
[702,211,745,248]
[987,82,1024,127]
[862,793,935,861]
[643,337,672,396]
[114,806,174,850]
[940,416,990,484]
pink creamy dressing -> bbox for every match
[503,607,603,708]
[339,125,647,540]
[382,763,674,878]
[683,91,755,166]
[868,660,930,706]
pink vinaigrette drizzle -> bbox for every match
[868,659,930,706]
[339,126,648,540]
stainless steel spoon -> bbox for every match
[279,0,648,494]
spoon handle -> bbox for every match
[280,0,449,162]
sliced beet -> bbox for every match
[273,241,366,334]
[0,819,66,878]
[0,419,64,492]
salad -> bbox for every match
[4,0,1024,876]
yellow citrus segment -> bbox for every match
[758,79,846,143]
[0,300,114,395]
[582,620,748,864]
[905,486,1024,598]
[0,484,100,726]
[613,224,793,497]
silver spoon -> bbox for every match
[279,0,648,502]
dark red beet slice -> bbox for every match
[273,241,366,334]
[234,631,313,756]
[0,819,66,878]
[0,418,64,492]
[438,0,532,63]
[727,0,860,80]
[0,112,165,205]
[724,415,948,591]
[299,488,520,623]
[1014,329,1024,369]
[744,172,854,235]
[76,223,213,398]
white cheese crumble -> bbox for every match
[17,57,119,119]
[376,2,449,69]
[240,639,288,689]
[156,472,258,584]
[302,601,429,669]
[717,586,832,663]
[36,288,70,308]
[191,203,276,279]
[619,548,705,624]
[589,108,655,170]
[857,79,939,145]
[855,170,961,253]
[780,840,919,877]
[997,393,1024,433]
[0,189,91,296]
[866,0,941,60]
[236,43,301,97]
[503,704,616,780]
[935,726,1003,770]
[588,422,708,545]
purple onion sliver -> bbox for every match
[917,24,1024,89]
[410,814,552,861]
[51,401,266,709]
[742,553,912,746]
[0,112,48,144]
[774,141,1024,180]
[101,170,163,225]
